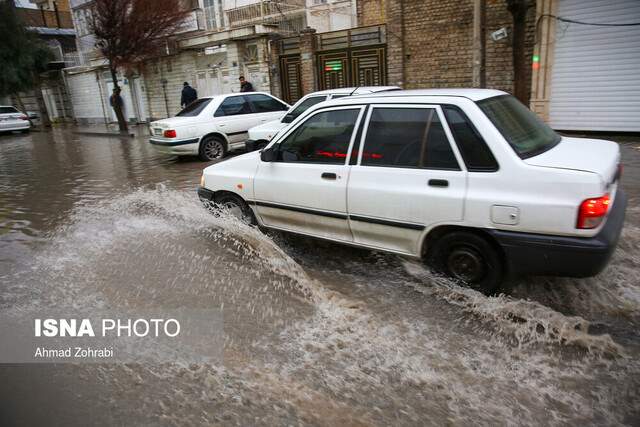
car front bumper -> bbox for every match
[488,190,627,278]
[149,137,199,155]
[197,186,215,202]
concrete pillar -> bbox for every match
[226,42,242,92]
[299,27,318,96]
[530,0,558,121]
[268,36,283,99]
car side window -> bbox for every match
[214,96,252,117]
[361,108,460,170]
[276,109,360,164]
[443,106,498,171]
[247,94,288,113]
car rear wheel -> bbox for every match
[198,136,226,161]
[214,193,256,226]
[427,231,503,294]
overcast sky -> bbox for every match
[14,0,38,9]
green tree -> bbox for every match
[0,0,52,125]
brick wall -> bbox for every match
[403,0,474,89]
[356,0,536,101]
[357,0,386,26]
[484,1,536,99]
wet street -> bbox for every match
[0,127,639,426]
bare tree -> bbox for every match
[91,0,190,132]
[506,0,532,104]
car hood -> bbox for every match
[248,120,287,141]
[150,116,201,128]
[524,136,620,184]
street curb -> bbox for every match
[73,131,136,138]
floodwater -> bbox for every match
[0,128,639,426]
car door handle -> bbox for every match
[428,179,449,187]
[321,172,337,180]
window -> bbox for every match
[0,107,19,114]
[477,95,560,159]
[247,94,288,113]
[285,96,327,122]
[176,98,211,117]
[361,108,459,170]
[443,106,498,171]
[214,96,252,117]
[276,109,360,164]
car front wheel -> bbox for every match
[213,193,256,226]
[198,136,226,161]
[427,231,503,294]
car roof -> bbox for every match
[307,86,400,96]
[344,88,508,102]
[198,91,274,100]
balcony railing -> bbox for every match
[201,1,306,34]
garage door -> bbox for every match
[549,0,640,132]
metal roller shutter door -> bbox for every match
[549,0,640,132]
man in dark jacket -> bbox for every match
[181,82,198,108]
[239,76,254,92]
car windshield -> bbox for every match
[477,95,561,158]
[0,107,19,114]
[286,96,327,121]
[176,99,211,117]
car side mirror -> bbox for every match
[260,146,276,162]
[282,114,294,124]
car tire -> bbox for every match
[198,136,226,161]
[427,231,503,294]
[214,193,257,226]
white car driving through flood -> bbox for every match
[197,89,626,293]
[149,92,289,161]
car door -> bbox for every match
[213,95,254,144]
[253,105,366,242]
[347,104,467,255]
[245,93,289,124]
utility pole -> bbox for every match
[472,0,486,88]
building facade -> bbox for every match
[63,0,358,124]
[9,0,78,123]
[531,0,640,132]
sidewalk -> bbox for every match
[69,123,149,138]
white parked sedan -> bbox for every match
[0,106,31,133]
[245,86,399,151]
[149,92,289,161]
[197,89,626,293]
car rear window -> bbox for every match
[477,95,560,159]
[0,107,19,114]
[443,106,498,171]
[176,99,211,117]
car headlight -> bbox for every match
[200,174,205,187]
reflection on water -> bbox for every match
[0,130,639,425]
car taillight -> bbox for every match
[19,115,28,120]
[577,194,610,229]
[163,129,177,138]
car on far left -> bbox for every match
[0,106,31,134]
